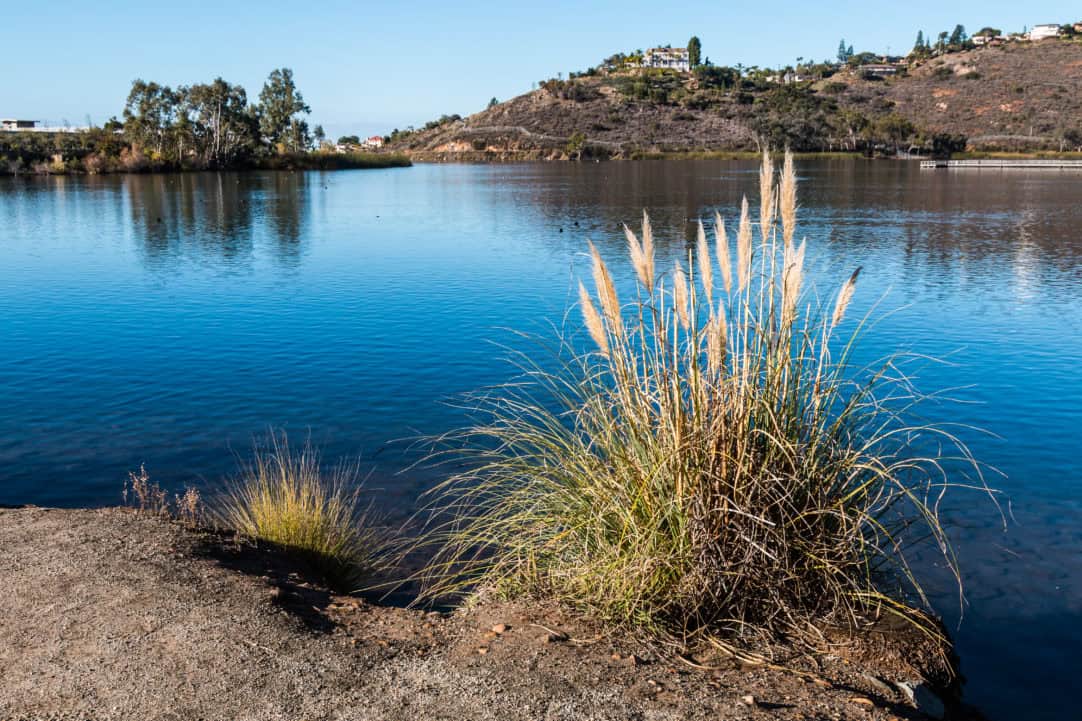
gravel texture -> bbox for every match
[0,507,974,720]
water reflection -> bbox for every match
[125,171,310,269]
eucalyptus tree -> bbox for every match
[258,68,311,151]
[185,78,258,166]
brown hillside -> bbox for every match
[387,40,1082,159]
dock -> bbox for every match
[920,159,1082,170]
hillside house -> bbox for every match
[363,136,383,149]
[861,64,899,78]
[1029,24,1061,41]
[1,119,38,131]
[643,47,690,72]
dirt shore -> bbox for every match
[0,507,975,720]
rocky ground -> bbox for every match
[0,507,980,720]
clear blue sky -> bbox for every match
[1,1,1073,138]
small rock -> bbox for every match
[740,694,756,707]
[895,681,945,720]
[851,696,874,707]
[477,647,489,655]
[627,654,645,667]
[491,623,508,634]
[611,652,622,661]
[482,631,498,641]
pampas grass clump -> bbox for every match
[419,151,987,645]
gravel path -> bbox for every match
[0,507,959,720]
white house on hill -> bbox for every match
[643,47,690,72]
[1029,24,1062,41]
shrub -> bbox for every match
[421,152,988,645]
[124,464,203,525]
[215,434,388,590]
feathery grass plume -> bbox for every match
[736,197,753,291]
[714,212,732,295]
[706,302,727,374]
[624,223,648,289]
[781,239,806,329]
[696,220,714,300]
[780,151,798,249]
[579,281,609,355]
[588,241,622,330]
[832,267,861,329]
[419,152,991,656]
[641,210,656,290]
[759,149,775,235]
[673,262,691,330]
[215,433,389,590]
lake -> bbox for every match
[1,160,1079,719]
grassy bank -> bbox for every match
[0,131,410,175]
[253,151,411,171]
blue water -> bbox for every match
[1,161,1080,719]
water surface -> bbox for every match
[1,161,1080,719]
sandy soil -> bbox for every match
[0,507,974,720]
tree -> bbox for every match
[837,39,849,63]
[286,118,311,153]
[338,135,360,146]
[937,31,949,52]
[975,27,1001,38]
[184,78,257,166]
[687,36,702,68]
[123,80,179,157]
[488,97,499,108]
[914,31,925,52]
[313,125,326,148]
[949,24,967,47]
[257,68,310,151]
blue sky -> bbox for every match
[1,1,1074,138]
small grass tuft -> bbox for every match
[419,150,994,649]
[215,434,389,591]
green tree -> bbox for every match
[837,39,848,63]
[258,68,310,151]
[914,31,924,51]
[313,125,325,146]
[488,97,499,108]
[687,36,702,68]
[184,78,257,166]
[949,24,967,47]
[123,80,178,157]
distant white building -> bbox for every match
[363,135,384,149]
[1029,24,1062,41]
[1,119,38,131]
[643,47,690,72]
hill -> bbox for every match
[386,41,1082,160]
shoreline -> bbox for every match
[0,151,412,177]
[0,505,983,720]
